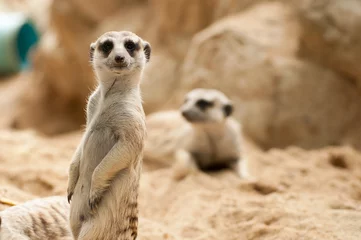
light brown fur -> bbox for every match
[0,196,71,240]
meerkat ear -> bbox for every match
[89,42,96,62]
[223,103,234,117]
[143,41,151,62]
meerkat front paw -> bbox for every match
[88,188,106,212]
[67,190,73,203]
[67,157,80,203]
[67,180,77,203]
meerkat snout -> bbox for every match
[180,88,234,123]
[114,55,125,64]
[89,31,151,76]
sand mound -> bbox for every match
[0,129,361,239]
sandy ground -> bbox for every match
[0,129,361,239]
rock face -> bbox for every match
[297,0,361,88]
[172,2,361,149]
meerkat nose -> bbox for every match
[114,55,125,63]
[181,110,189,119]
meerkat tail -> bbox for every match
[0,197,18,206]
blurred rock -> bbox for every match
[13,0,103,134]
[150,0,215,38]
[297,0,361,88]
[150,0,272,39]
[148,0,269,59]
[170,2,361,149]
[71,0,145,24]
[142,50,181,113]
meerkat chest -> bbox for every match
[188,128,240,170]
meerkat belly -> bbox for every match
[70,127,118,224]
[76,165,140,240]
[189,133,240,171]
[191,151,238,171]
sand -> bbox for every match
[0,129,361,239]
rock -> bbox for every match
[150,0,271,38]
[171,2,361,149]
[13,30,88,135]
[148,0,274,59]
[71,0,145,24]
[142,50,181,113]
[12,0,101,134]
[297,0,361,88]
[213,0,267,20]
[150,0,215,38]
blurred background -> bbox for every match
[2,0,361,151]
[1,0,361,239]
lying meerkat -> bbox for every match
[67,31,150,240]
[144,88,249,179]
[0,196,71,240]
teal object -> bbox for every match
[0,12,39,74]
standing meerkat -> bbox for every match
[0,196,71,240]
[144,88,250,179]
[67,31,150,240]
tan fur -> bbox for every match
[0,196,71,240]
[67,31,150,240]
[144,88,250,179]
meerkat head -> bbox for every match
[180,88,234,124]
[89,31,151,79]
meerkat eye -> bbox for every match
[196,99,213,110]
[100,40,113,54]
[124,41,136,51]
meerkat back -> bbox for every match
[144,110,193,167]
[0,196,71,240]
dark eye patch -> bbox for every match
[125,41,136,51]
[196,99,214,110]
[223,104,233,117]
[124,40,139,57]
[99,40,113,56]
